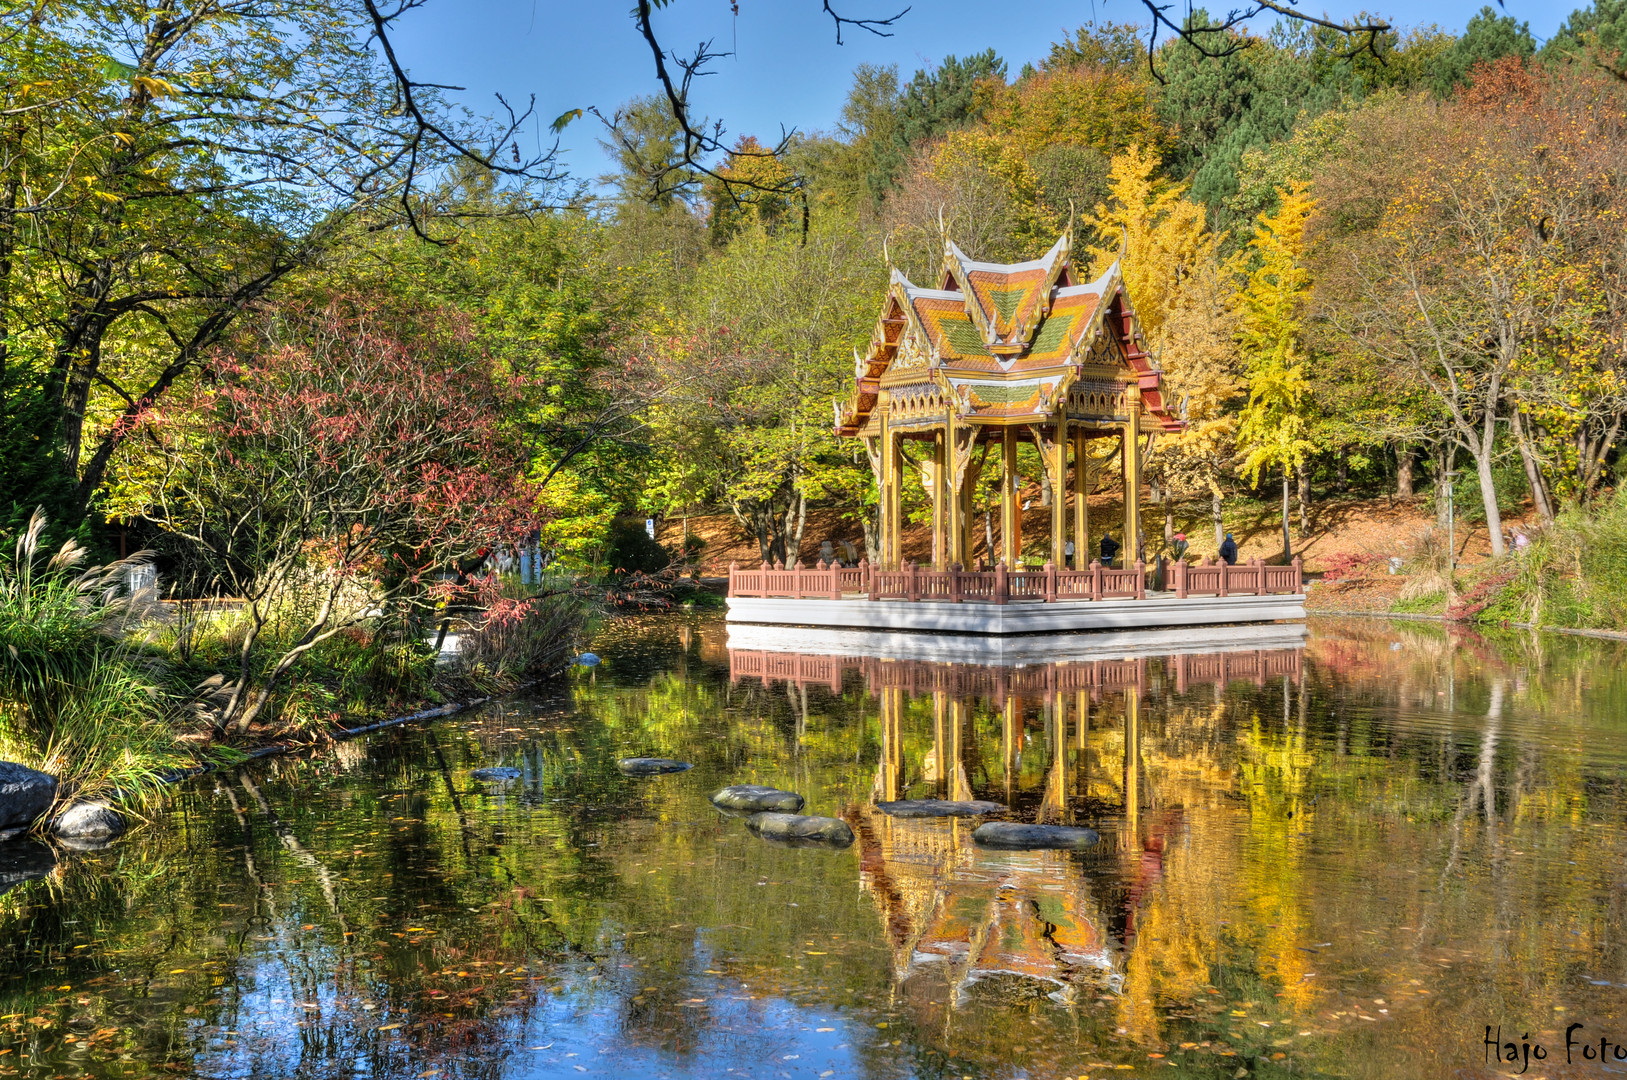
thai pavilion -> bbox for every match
[834,227,1184,572]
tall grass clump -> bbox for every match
[0,509,183,807]
[455,579,583,688]
[1479,489,1627,630]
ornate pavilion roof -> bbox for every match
[834,230,1182,437]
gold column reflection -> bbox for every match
[1123,687,1140,836]
[1003,694,1021,802]
[950,699,973,801]
[875,685,904,803]
[1039,694,1070,824]
[931,690,949,797]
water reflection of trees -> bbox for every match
[4,616,1627,1079]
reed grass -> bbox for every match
[0,510,186,807]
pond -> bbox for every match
[2,614,1626,1080]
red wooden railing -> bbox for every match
[727,555,1303,604]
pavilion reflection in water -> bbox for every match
[728,642,1305,1006]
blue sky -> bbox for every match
[388,0,1580,189]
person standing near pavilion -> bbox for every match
[1219,533,1238,565]
[1172,532,1189,563]
[1100,533,1120,568]
[1065,539,1076,568]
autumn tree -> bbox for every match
[1085,147,1244,549]
[0,0,560,527]
[113,299,535,733]
[1236,184,1318,562]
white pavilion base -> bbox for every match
[725,592,1304,637]
[726,619,1308,666]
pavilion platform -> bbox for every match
[725,558,1306,642]
[725,618,1308,666]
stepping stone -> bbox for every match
[875,799,1004,818]
[618,758,693,776]
[971,822,1101,850]
[470,767,522,782]
[711,785,804,813]
[746,812,854,847]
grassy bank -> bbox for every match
[1474,490,1627,632]
[0,513,586,817]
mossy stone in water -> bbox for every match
[618,758,693,776]
[470,767,522,782]
[875,799,1004,818]
[711,785,804,813]
[971,822,1101,849]
[746,812,854,847]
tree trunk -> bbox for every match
[1280,470,1292,563]
[1297,468,1309,534]
[1211,484,1224,549]
[1510,409,1554,524]
[984,511,995,565]
[860,505,878,563]
[784,493,807,564]
[1476,439,1506,559]
[1396,445,1415,497]
[1436,444,1458,532]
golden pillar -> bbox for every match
[1122,384,1142,565]
[945,418,963,568]
[931,428,947,570]
[878,409,893,569]
[1050,413,1068,569]
[1073,432,1089,567]
[1001,426,1019,566]
[885,419,905,569]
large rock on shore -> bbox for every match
[0,841,55,897]
[0,762,57,839]
[875,799,1004,818]
[50,800,126,843]
[711,785,804,813]
[971,822,1101,850]
[746,812,854,847]
[618,758,692,776]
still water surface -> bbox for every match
[2,615,1626,1079]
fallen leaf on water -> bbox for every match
[376,1024,401,1032]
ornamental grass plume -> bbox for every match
[0,509,184,809]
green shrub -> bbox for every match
[1477,489,1627,630]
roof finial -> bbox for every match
[937,204,948,247]
[1066,199,1076,242]
[1117,224,1129,264]
[882,231,892,272]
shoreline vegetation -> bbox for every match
[0,505,620,830]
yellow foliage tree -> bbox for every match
[1085,147,1245,552]
[981,66,1165,160]
[1236,183,1319,563]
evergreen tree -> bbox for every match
[1429,6,1535,95]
